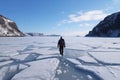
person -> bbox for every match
[57,37,65,56]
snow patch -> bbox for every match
[89,52,120,64]
[77,56,98,64]
[12,58,59,80]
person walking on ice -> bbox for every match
[57,36,66,56]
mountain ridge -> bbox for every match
[86,12,120,37]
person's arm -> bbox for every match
[63,40,66,47]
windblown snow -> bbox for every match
[0,37,120,80]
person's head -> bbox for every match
[60,36,63,39]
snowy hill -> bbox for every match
[26,33,60,37]
[26,33,44,36]
[0,15,25,37]
[86,12,120,37]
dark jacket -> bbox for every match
[58,38,65,47]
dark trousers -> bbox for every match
[59,46,64,56]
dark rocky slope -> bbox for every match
[0,15,25,37]
[86,12,120,37]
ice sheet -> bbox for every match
[0,37,120,80]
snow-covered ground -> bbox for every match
[0,37,120,80]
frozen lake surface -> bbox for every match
[0,37,120,80]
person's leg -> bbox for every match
[59,46,63,56]
[61,47,63,56]
[59,47,61,55]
